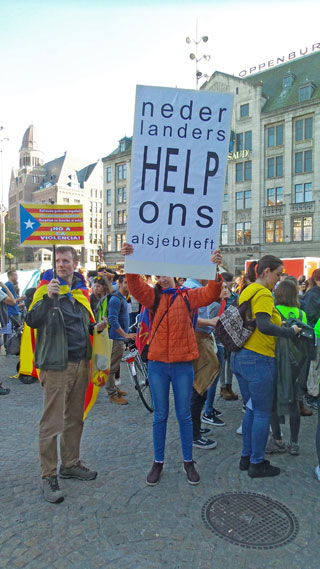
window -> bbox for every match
[267,124,283,147]
[265,219,283,243]
[106,189,111,205]
[63,198,69,203]
[117,187,127,203]
[266,187,283,206]
[117,210,127,224]
[299,85,312,102]
[235,222,251,244]
[106,235,112,251]
[221,224,228,245]
[74,199,80,204]
[240,103,249,117]
[32,175,39,183]
[236,131,252,151]
[236,190,251,209]
[236,192,243,210]
[294,183,312,203]
[295,150,312,173]
[244,161,252,180]
[116,233,126,251]
[106,167,111,183]
[117,164,127,180]
[236,161,252,182]
[283,72,295,88]
[267,156,283,178]
[293,216,312,241]
[236,163,243,182]
[107,211,112,226]
[245,130,252,150]
[295,117,313,141]
[223,193,228,203]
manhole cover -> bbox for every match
[202,492,299,549]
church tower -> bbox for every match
[19,124,44,170]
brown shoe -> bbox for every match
[220,387,233,401]
[117,388,127,396]
[146,461,163,485]
[226,384,239,400]
[299,400,313,416]
[109,394,128,405]
[183,460,200,485]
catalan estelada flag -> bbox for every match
[135,306,152,355]
[19,269,99,420]
[20,203,84,245]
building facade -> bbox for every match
[8,125,103,269]
[203,50,320,274]
[102,136,132,266]
[101,52,320,274]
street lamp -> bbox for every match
[186,24,211,89]
[0,135,9,273]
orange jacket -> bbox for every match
[127,274,222,363]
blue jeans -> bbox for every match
[148,361,194,462]
[317,394,320,465]
[230,349,276,464]
[204,343,224,414]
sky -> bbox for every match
[0,0,319,204]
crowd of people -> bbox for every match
[1,247,320,503]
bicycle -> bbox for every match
[121,338,153,413]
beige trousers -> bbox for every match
[106,340,125,396]
[39,360,90,477]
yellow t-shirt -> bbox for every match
[239,283,282,357]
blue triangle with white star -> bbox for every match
[20,204,41,244]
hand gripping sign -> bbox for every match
[125,85,233,280]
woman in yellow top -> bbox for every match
[230,255,301,479]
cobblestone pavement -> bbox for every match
[1,352,319,569]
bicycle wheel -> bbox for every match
[133,361,153,413]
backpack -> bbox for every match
[215,290,260,353]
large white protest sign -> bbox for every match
[125,85,233,279]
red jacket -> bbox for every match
[127,274,222,363]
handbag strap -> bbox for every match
[245,287,264,319]
[148,295,176,349]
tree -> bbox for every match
[5,218,23,264]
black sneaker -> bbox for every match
[59,460,97,480]
[248,459,280,478]
[239,456,250,471]
[0,385,10,395]
[146,461,163,485]
[183,460,200,484]
[192,436,217,449]
[41,475,64,503]
[305,395,319,410]
[199,427,211,435]
[201,413,225,427]
[201,413,215,425]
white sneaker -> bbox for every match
[315,465,320,481]
[236,424,242,435]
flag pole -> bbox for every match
[52,245,56,278]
